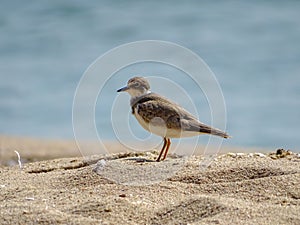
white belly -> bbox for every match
[134,111,201,138]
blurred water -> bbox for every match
[0,0,299,149]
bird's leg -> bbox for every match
[156,138,167,162]
[162,138,171,161]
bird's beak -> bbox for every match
[117,86,129,92]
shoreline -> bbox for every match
[0,135,277,167]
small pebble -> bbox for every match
[254,153,266,158]
[93,159,106,172]
[227,153,237,158]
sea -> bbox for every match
[1,0,300,150]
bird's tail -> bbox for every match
[199,125,231,138]
[185,120,231,138]
[209,128,231,139]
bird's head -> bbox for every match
[117,76,151,97]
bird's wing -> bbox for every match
[135,99,183,130]
[134,93,229,138]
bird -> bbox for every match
[117,76,230,162]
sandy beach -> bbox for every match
[1,136,300,224]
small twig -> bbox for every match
[14,150,22,169]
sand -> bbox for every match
[1,136,300,224]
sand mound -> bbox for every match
[1,151,299,224]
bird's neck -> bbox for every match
[130,90,151,107]
[128,89,151,98]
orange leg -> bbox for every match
[156,138,167,162]
[162,138,171,161]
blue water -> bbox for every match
[1,0,300,149]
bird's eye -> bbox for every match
[134,83,140,87]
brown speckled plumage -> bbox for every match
[131,92,229,138]
[117,76,230,161]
